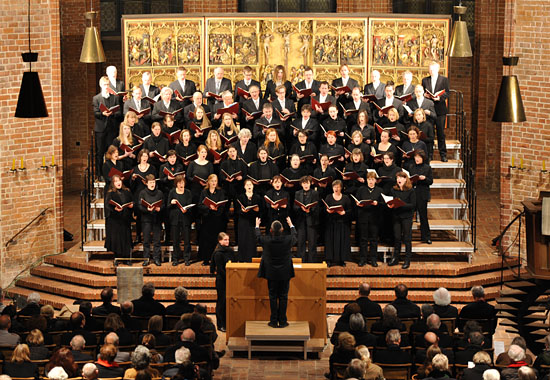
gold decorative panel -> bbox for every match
[122,15,449,91]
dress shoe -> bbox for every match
[126,260,133,266]
[358,261,366,267]
[268,322,278,328]
[172,260,179,266]
[185,260,191,266]
[217,349,226,358]
[113,260,119,267]
[278,322,289,328]
[402,260,410,269]
[154,259,161,267]
[387,257,399,266]
[218,327,226,333]
[441,156,448,162]
[201,261,210,266]
[142,259,150,266]
[341,262,346,267]
[425,239,432,245]
[370,259,379,267]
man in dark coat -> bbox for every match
[131,282,166,317]
[355,283,382,318]
[92,287,121,316]
[458,285,497,333]
[256,216,297,328]
[390,283,421,319]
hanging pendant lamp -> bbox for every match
[80,8,106,63]
[448,5,472,57]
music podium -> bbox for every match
[226,259,327,357]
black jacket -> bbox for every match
[256,227,297,281]
[390,297,421,319]
[131,295,166,317]
[355,296,383,318]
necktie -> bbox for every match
[216,81,221,93]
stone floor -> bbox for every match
[59,189,527,380]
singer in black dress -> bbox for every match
[197,174,227,266]
[248,147,279,197]
[324,180,352,267]
[388,172,416,269]
[409,151,433,244]
[104,175,134,265]
[354,172,383,267]
[210,232,235,332]
[131,149,157,243]
[264,175,290,231]
[288,130,318,175]
[236,179,262,262]
[168,175,194,266]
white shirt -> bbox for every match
[178,79,186,91]
[266,117,272,123]
[416,97,424,108]
[143,84,150,96]
[278,98,286,110]
[385,97,394,107]
[302,118,309,128]
[163,101,171,108]
[319,94,327,103]
[431,75,438,93]
[101,90,110,99]
[244,80,251,87]
[134,98,141,111]
[305,81,312,89]
[253,99,260,109]
[372,80,380,90]
[342,77,349,86]
[109,78,117,89]
[353,100,361,109]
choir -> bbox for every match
[96,63,445,270]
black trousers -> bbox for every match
[267,279,290,324]
[142,221,161,260]
[95,131,107,174]
[359,220,379,261]
[393,217,413,260]
[296,220,317,263]
[215,277,226,329]
[416,198,431,241]
[171,222,191,262]
[434,114,447,157]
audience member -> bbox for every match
[70,335,93,361]
[103,332,131,362]
[123,345,161,379]
[60,312,97,346]
[121,301,140,331]
[95,344,125,378]
[332,303,362,343]
[45,347,80,378]
[79,301,103,332]
[483,369,501,380]
[459,286,497,333]
[534,335,550,377]
[355,345,383,380]
[171,361,198,380]
[139,315,172,346]
[26,329,50,360]
[329,332,357,379]
[346,358,368,380]
[500,345,531,380]
[163,347,191,378]
[417,345,442,379]
[390,284,421,319]
[92,287,121,315]
[424,353,455,380]
[166,287,195,316]
[141,333,163,363]
[371,305,407,346]
[3,344,40,379]
[455,331,485,365]
[496,336,533,365]
[132,283,166,317]
[47,366,69,380]
[355,283,383,318]
[82,363,99,380]
[462,351,493,380]
[17,292,41,317]
[432,287,458,319]
[0,315,20,346]
[373,329,412,364]
[164,328,210,365]
[456,320,491,350]
[349,313,376,347]
[518,367,537,380]
[25,315,54,345]
[103,312,134,346]
[410,304,436,335]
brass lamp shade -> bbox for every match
[492,75,526,122]
[448,6,472,57]
[15,53,48,118]
[80,11,106,63]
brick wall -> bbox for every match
[184,0,238,13]
[337,0,391,13]
[0,0,64,287]
[499,0,550,247]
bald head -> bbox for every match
[104,332,119,346]
[427,314,441,330]
[424,331,438,346]
[181,328,195,342]
[359,283,371,297]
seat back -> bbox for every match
[375,363,411,380]
[332,362,348,380]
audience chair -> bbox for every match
[375,362,412,380]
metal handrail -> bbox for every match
[5,208,50,247]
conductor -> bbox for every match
[255,216,297,328]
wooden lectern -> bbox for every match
[225,260,327,351]
[523,197,550,279]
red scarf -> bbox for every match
[508,361,528,368]
[96,358,119,368]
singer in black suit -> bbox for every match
[256,216,297,328]
[395,71,415,97]
[421,62,450,162]
[123,87,152,130]
[169,67,197,108]
[234,66,262,104]
[294,66,320,113]
[363,70,386,99]
[203,67,233,107]
[152,87,185,127]
[241,85,266,132]
[373,81,405,125]
[331,64,359,106]
[139,71,160,105]
[408,85,437,124]
[93,76,122,175]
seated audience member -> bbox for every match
[425,314,452,348]
[165,286,195,316]
[329,332,357,379]
[82,363,99,380]
[103,332,130,362]
[163,328,210,365]
[102,313,134,346]
[462,351,493,380]
[483,369,501,380]
[141,333,163,363]
[25,315,54,345]
[132,283,166,317]
[456,320,491,350]
[3,344,40,379]
[459,286,497,333]
[455,331,486,365]
[163,347,191,378]
[517,367,537,380]
[390,284,421,319]
[47,366,69,380]
[432,287,459,319]
[92,287,121,315]
[171,361,198,380]
[45,347,80,378]
[121,301,140,331]
[95,344,125,378]
[26,329,50,360]
[534,335,550,377]
[0,375,10,380]
[70,335,94,362]
[410,304,436,335]
[123,345,160,379]
[17,292,41,317]
[79,301,103,332]
[355,345,383,380]
[346,358,368,380]
[373,329,412,364]
[424,353,455,380]
[500,345,532,380]
[2,305,25,334]
[417,344,442,379]
[349,313,376,347]
[60,312,97,346]
[139,315,172,347]
[371,305,407,345]
[0,315,20,346]
[496,336,533,366]
[41,304,62,331]
[331,303,362,344]
[355,283,383,319]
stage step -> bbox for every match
[435,140,461,150]
[428,199,468,209]
[430,160,463,169]
[5,286,78,310]
[431,179,465,189]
